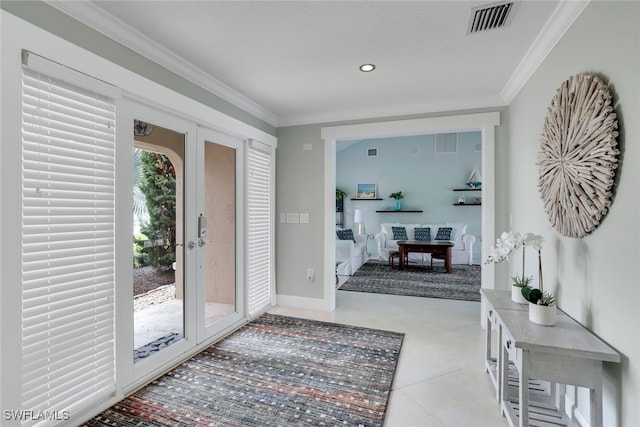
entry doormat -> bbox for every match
[85,313,404,426]
[340,260,481,302]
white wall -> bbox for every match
[337,132,482,262]
[508,1,639,425]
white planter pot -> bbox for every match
[511,286,528,304]
[529,303,556,326]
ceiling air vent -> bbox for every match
[468,1,515,34]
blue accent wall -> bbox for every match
[337,131,482,263]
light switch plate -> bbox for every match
[286,213,299,223]
[300,213,310,224]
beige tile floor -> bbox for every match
[268,286,509,427]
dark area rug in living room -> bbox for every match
[340,260,481,302]
[84,313,404,427]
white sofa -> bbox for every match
[336,229,367,275]
[375,222,476,265]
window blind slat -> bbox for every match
[23,241,114,257]
[22,53,116,425]
[23,158,115,179]
[23,222,114,237]
[23,244,113,261]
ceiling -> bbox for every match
[51,1,583,128]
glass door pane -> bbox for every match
[202,141,236,327]
[132,120,185,362]
[197,127,244,342]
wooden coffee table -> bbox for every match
[397,240,455,273]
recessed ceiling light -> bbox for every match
[359,64,376,72]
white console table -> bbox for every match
[481,289,563,402]
[481,289,620,427]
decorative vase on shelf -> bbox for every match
[394,199,402,211]
[511,286,528,304]
[529,303,556,326]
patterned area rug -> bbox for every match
[85,313,403,426]
[340,260,481,302]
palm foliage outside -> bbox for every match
[133,149,177,270]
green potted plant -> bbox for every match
[521,287,557,326]
[336,188,347,212]
[511,274,532,304]
[389,191,404,211]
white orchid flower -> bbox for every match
[484,231,522,264]
[522,233,544,251]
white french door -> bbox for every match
[194,127,244,342]
[125,101,266,386]
[128,102,194,380]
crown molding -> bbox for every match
[277,95,506,128]
[45,0,584,130]
[501,0,590,104]
[46,0,280,127]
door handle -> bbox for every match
[198,215,207,238]
[187,241,196,250]
[198,239,206,247]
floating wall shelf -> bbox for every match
[376,210,423,213]
[350,198,383,201]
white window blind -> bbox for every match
[21,51,116,424]
[246,139,274,316]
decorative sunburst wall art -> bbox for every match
[537,74,619,238]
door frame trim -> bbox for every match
[321,112,501,312]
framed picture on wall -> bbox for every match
[356,183,377,199]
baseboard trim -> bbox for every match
[276,293,332,311]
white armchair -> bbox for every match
[336,230,367,275]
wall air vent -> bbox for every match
[467,1,515,34]
[435,133,457,154]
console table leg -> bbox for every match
[519,350,530,427]
[496,325,504,404]
[591,362,604,427]
[500,338,510,413]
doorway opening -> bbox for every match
[322,112,501,312]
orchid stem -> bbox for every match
[522,242,525,282]
[538,250,543,293]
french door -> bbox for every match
[128,102,244,379]
[193,127,244,341]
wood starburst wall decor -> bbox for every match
[537,73,619,238]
